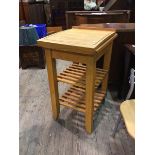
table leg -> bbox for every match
[45,49,60,120]
[102,43,113,92]
[85,58,96,133]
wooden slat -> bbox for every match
[60,100,98,112]
[58,76,101,89]
[65,68,84,76]
[68,66,86,73]
[60,101,85,113]
[57,63,108,89]
[65,91,84,99]
[72,63,108,73]
[63,70,104,82]
[72,85,85,92]
[71,63,107,73]
[59,85,106,113]
[69,87,104,100]
[70,65,107,74]
[59,73,85,84]
[57,77,85,88]
[60,97,85,109]
[63,71,82,79]
[63,92,101,105]
[60,101,98,112]
[57,77,76,85]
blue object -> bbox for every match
[24,24,47,38]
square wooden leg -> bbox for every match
[85,58,96,133]
[101,43,113,92]
[45,49,60,120]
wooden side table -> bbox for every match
[37,28,117,133]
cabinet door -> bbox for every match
[28,4,46,24]
[50,0,68,27]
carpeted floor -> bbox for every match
[19,60,134,155]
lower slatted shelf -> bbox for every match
[57,63,108,89]
[59,85,106,113]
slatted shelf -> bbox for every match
[57,63,108,89]
[59,85,106,113]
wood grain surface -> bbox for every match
[120,100,135,138]
[37,28,116,54]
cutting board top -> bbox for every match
[37,28,116,54]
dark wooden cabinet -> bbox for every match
[27,3,46,24]
[50,0,84,28]
[66,10,130,29]
[50,0,67,28]
[19,45,45,69]
[19,2,46,24]
[19,2,29,22]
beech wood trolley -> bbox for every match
[37,28,117,133]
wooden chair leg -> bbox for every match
[85,58,96,133]
[102,43,113,92]
[45,49,60,120]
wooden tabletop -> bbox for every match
[75,23,135,32]
[37,28,116,55]
[120,99,135,138]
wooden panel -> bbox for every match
[57,63,108,89]
[19,2,29,22]
[51,50,93,63]
[46,27,62,33]
[120,100,135,138]
[37,28,116,54]
[27,3,46,24]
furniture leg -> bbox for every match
[45,49,60,120]
[102,43,113,92]
[85,58,96,133]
